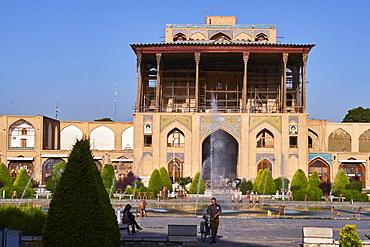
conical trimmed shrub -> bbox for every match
[257,169,276,195]
[42,138,120,247]
[148,169,163,194]
[159,167,172,190]
[189,172,205,194]
[0,163,13,188]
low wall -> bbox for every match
[302,226,370,247]
[22,225,197,247]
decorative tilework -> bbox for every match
[160,115,192,131]
[289,116,299,123]
[190,30,207,37]
[200,115,241,139]
[289,154,299,159]
[249,116,282,132]
[208,30,233,39]
[172,29,188,37]
[142,152,153,157]
[308,153,332,166]
[256,153,275,164]
[254,30,270,37]
[143,115,153,122]
[167,153,184,163]
[234,30,252,38]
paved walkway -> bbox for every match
[133,216,370,247]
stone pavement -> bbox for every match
[132,216,370,247]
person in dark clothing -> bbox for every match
[206,197,222,244]
[122,204,142,233]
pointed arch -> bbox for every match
[328,128,351,152]
[359,129,370,152]
[168,157,183,181]
[235,32,252,41]
[173,32,187,41]
[190,31,206,40]
[90,126,115,150]
[257,158,272,172]
[210,32,231,41]
[256,129,274,148]
[41,158,65,184]
[167,128,185,147]
[308,129,318,149]
[8,119,35,149]
[61,125,83,150]
[339,159,365,187]
[255,32,268,41]
[308,158,330,183]
[122,126,134,150]
[202,129,238,182]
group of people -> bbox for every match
[122,197,222,243]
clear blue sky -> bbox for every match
[1,0,370,122]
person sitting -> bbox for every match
[122,204,142,234]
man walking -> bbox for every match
[207,197,222,244]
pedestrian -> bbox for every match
[122,204,142,234]
[206,197,222,244]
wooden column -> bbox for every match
[302,53,308,113]
[155,53,162,112]
[195,53,201,112]
[242,53,249,112]
[135,54,143,112]
[281,53,289,113]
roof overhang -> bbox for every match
[131,42,315,55]
[41,154,69,158]
[110,159,133,162]
[338,160,366,163]
[7,157,34,161]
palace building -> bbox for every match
[1,16,370,188]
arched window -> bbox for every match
[256,129,274,148]
[173,33,187,41]
[168,157,183,181]
[308,158,330,183]
[328,128,351,152]
[210,32,232,41]
[167,128,185,147]
[359,129,370,152]
[339,161,365,187]
[257,158,272,172]
[8,119,35,149]
[255,33,268,42]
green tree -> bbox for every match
[101,164,116,196]
[346,181,362,192]
[291,169,308,191]
[339,224,362,247]
[46,162,67,193]
[94,117,114,122]
[342,107,370,122]
[13,169,30,190]
[189,172,205,194]
[333,169,350,196]
[159,167,172,190]
[257,169,276,195]
[240,180,253,195]
[307,171,323,201]
[252,169,263,193]
[148,169,163,194]
[274,177,290,191]
[0,163,13,188]
[42,138,120,247]
[175,176,192,189]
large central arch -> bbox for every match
[202,129,238,185]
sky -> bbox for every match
[1,0,370,123]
